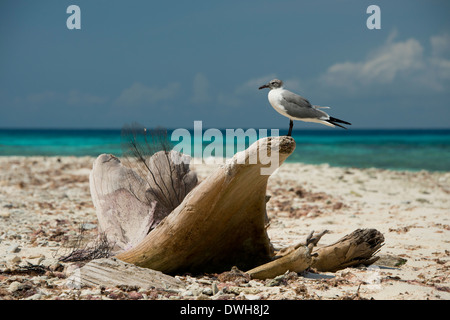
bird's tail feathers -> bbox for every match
[314,105,330,109]
[327,116,351,129]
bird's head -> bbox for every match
[258,79,283,90]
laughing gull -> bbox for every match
[259,79,351,136]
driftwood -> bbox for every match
[247,230,328,279]
[89,150,197,252]
[68,257,185,290]
[115,136,293,273]
[89,135,384,278]
[311,228,384,272]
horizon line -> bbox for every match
[1,127,450,131]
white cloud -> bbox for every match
[190,73,211,104]
[235,74,277,95]
[322,35,423,89]
[67,90,108,105]
[24,91,59,104]
[217,92,242,108]
[114,82,180,106]
[217,74,276,108]
[321,32,450,93]
[431,34,450,58]
[13,90,107,106]
[429,34,450,83]
[282,78,305,93]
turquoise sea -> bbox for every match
[0,129,449,172]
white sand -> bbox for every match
[0,156,449,300]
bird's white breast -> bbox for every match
[268,88,291,118]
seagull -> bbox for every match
[259,79,351,136]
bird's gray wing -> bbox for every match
[281,90,329,120]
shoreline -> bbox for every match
[0,156,449,300]
[1,154,448,174]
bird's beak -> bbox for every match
[258,83,269,90]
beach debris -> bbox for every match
[58,230,113,263]
[217,266,251,284]
[7,243,20,253]
[375,254,407,268]
[69,257,185,291]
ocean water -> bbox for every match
[0,129,449,172]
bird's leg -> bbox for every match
[287,120,293,137]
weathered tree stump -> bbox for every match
[89,135,384,278]
[114,136,294,273]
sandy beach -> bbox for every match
[0,156,449,300]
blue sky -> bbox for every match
[1,0,449,129]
